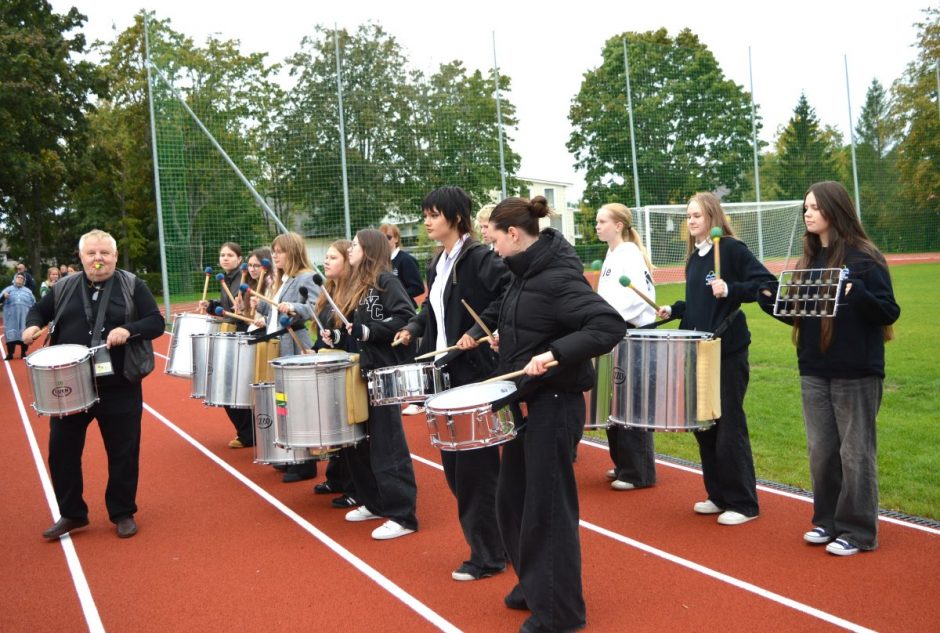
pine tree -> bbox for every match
[772,93,841,200]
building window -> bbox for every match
[543,188,555,208]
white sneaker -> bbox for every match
[345,506,381,522]
[610,480,636,490]
[402,404,425,416]
[803,527,833,544]
[605,468,617,480]
[371,520,415,540]
[693,499,723,514]
[717,511,758,526]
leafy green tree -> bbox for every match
[0,0,105,277]
[890,7,940,252]
[770,93,841,200]
[568,28,759,208]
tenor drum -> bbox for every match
[204,333,256,408]
[166,313,223,377]
[250,383,315,466]
[271,353,365,449]
[585,352,615,430]
[424,381,516,451]
[26,345,98,416]
[190,333,210,399]
[609,329,720,432]
[367,362,450,405]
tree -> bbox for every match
[568,28,759,209]
[853,79,901,246]
[890,7,940,252]
[0,0,105,278]
[770,93,841,200]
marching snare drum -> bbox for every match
[204,332,256,409]
[250,382,315,466]
[271,353,365,449]
[609,329,720,432]
[424,381,516,451]
[165,313,223,377]
[367,362,449,406]
[26,345,98,416]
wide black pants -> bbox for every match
[441,445,504,571]
[224,406,254,446]
[606,425,656,486]
[496,390,586,633]
[48,385,142,522]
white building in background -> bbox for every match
[519,176,577,245]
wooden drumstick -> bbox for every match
[200,266,213,304]
[461,299,494,340]
[619,275,659,311]
[710,227,723,279]
[30,326,49,342]
[245,286,295,315]
[414,335,491,361]
[483,360,559,384]
[216,273,238,309]
[214,306,256,325]
[279,314,309,354]
[238,263,249,314]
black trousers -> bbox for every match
[48,386,142,522]
[694,348,759,516]
[605,425,656,486]
[496,390,586,633]
[224,406,254,446]
[344,404,418,530]
[441,445,505,571]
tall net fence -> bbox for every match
[144,18,938,297]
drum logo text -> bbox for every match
[52,386,73,397]
[613,367,626,385]
[257,413,273,429]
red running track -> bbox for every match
[1,332,938,632]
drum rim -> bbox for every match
[625,329,714,340]
[26,344,92,369]
[271,354,351,367]
[425,380,516,410]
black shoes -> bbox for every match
[282,471,316,483]
[331,495,357,508]
[116,516,138,539]
[314,481,336,495]
[42,516,90,539]
[504,584,528,610]
[452,562,506,581]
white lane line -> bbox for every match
[411,446,874,633]
[3,354,105,633]
[579,438,940,536]
[143,403,461,633]
[580,518,876,633]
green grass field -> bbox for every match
[638,263,940,520]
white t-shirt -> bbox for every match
[597,241,656,327]
[429,234,468,358]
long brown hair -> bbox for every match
[270,232,313,296]
[794,181,893,350]
[599,202,653,270]
[685,192,735,260]
[247,247,272,296]
[348,229,392,307]
[316,239,355,326]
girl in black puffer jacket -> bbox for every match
[487,196,623,633]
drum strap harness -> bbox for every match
[81,277,115,377]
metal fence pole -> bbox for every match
[143,13,172,319]
[334,26,352,240]
[935,61,940,124]
[844,54,862,220]
[749,46,764,259]
[623,38,641,211]
[493,32,507,200]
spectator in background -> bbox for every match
[13,263,36,293]
[476,203,496,245]
[1,273,36,359]
[379,223,424,306]
[40,267,61,298]
[59,264,69,277]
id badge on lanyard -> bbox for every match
[84,277,116,377]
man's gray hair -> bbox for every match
[78,229,118,252]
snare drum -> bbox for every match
[26,345,98,416]
[609,329,720,432]
[271,353,366,449]
[424,381,516,451]
[250,383,316,466]
[367,362,450,405]
[165,313,223,377]
[205,333,256,408]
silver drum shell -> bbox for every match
[250,383,315,465]
[26,345,98,416]
[204,333,255,409]
[367,362,450,405]
[166,313,222,377]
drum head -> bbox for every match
[626,329,713,341]
[26,344,90,368]
[427,380,516,410]
[272,353,350,368]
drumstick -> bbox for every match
[30,326,49,342]
[216,273,238,309]
[244,286,295,315]
[710,227,723,279]
[312,274,351,328]
[414,335,491,361]
[279,314,309,354]
[200,266,213,304]
[238,263,249,314]
[483,360,559,384]
[298,286,327,333]
[461,299,494,340]
[214,306,256,325]
[619,275,659,310]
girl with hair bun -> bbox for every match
[483,195,623,632]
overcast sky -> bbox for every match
[52,0,930,199]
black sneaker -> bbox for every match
[331,494,357,508]
[451,562,505,581]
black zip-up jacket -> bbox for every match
[759,248,899,378]
[404,237,510,387]
[343,272,416,371]
[671,237,775,357]
[498,228,624,397]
